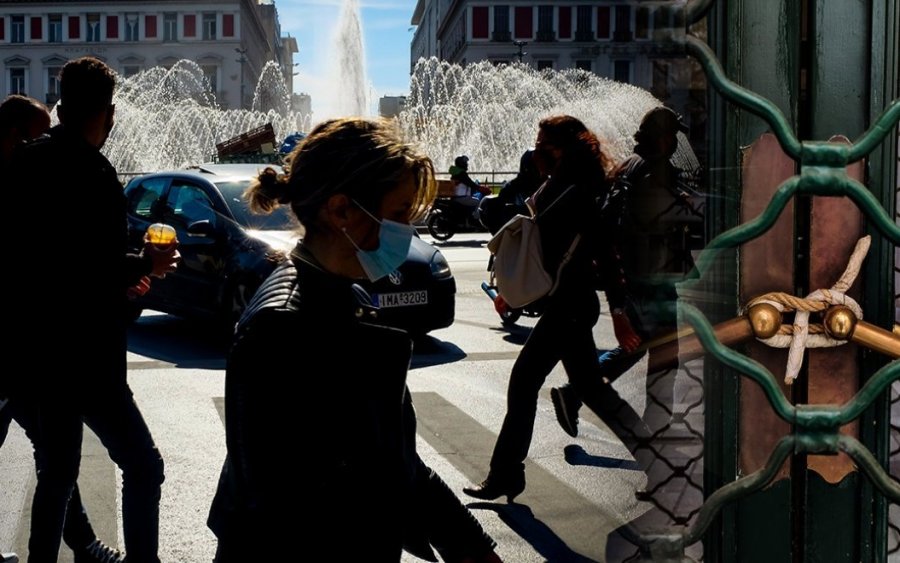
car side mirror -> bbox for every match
[187,220,217,237]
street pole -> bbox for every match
[234,47,247,109]
[512,40,528,63]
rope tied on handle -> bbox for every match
[745,236,870,384]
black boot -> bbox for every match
[463,472,526,502]
[73,539,125,563]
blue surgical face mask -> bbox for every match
[343,200,415,282]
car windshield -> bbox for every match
[216,180,296,230]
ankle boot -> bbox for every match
[463,472,526,502]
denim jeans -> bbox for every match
[2,399,98,551]
[26,386,164,563]
[490,294,651,477]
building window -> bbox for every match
[106,15,119,40]
[46,66,61,105]
[30,17,42,41]
[614,6,632,41]
[652,60,669,99]
[8,68,26,95]
[536,60,553,71]
[492,6,510,41]
[125,14,138,42]
[0,18,5,41]
[635,7,650,40]
[576,6,593,41]
[202,13,216,40]
[514,6,533,40]
[123,65,142,78]
[575,59,592,72]
[48,15,62,42]
[68,16,80,40]
[164,13,177,42]
[184,15,196,38]
[558,6,571,39]
[201,64,219,92]
[536,6,554,41]
[223,14,235,37]
[472,7,488,39]
[613,60,631,83]
[597,7,611,40]
[145,15,157,39]
[11,16,25,43]
[86,14,101,42]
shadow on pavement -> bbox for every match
[411,335,467,369]
[563,444,641,471]
[130,314,469,371]
[430,238,489,248]
[467,501,598,562]
[127,313,229,370]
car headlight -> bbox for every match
[430,251,452,279]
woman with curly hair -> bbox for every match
[464,115,647,501]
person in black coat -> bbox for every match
[463,116,650,502]
[8,57,178,563]
[207,117,501,562]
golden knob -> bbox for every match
[748,302,782,339]
[824,305,857,340]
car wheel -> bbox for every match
[124,302,143,324]
[426,212,454,241]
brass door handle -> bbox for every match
[646,303,899,373]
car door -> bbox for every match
[125,175,170,251]
[157,179,228,315]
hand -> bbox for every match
[127,276,151,299]
[612,309,642,353]
[493,295,509,316]
[142,240,180,278]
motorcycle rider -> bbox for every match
[449,155,490,216]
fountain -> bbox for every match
[399,57,699,178]
[323,0,369,118]
[95,28,696,179]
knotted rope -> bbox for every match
[746,236,870,384]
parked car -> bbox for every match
[123,163,456,336]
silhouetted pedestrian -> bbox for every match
[8,57,178,563]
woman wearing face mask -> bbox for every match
[463,115,649,502]
[207,118,501,563]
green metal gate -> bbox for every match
[619,1,899,561]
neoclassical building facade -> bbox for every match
[1,0,297,109]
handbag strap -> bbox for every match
[534,184,576,218]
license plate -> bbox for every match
[375,290,428,308]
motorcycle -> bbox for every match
[425,196,485,241]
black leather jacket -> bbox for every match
[208,246,495,561]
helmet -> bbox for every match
[454,155,470,170]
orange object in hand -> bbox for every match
[146,223,176,248]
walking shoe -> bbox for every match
[463,472,526,503]
[73,539,125,563]
[1,553,19,563]
[550,386,579,437]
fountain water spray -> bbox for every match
[399,57,699,177]
[97,55,696,179]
